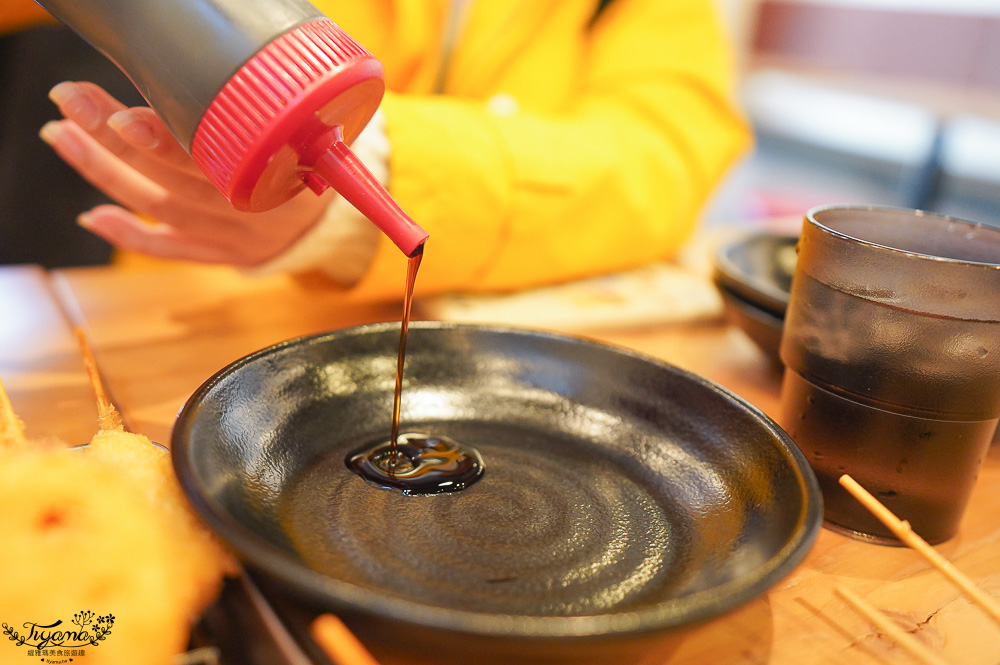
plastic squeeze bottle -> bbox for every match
[34,0,428,256]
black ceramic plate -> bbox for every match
[172,323,820,663]
[713,233,798,318]
[714,282,785,366]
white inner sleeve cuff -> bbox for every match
[245,109,389,285]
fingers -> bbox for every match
[40,116,228,219]
[106,107,203,174]
[39,119,234,237]
[78,205,251,265]
[76,188,335,267]
[49,82,136,161]
[47,81,222,203]
[47,81,118,133]
[40,119,171,212]
[42,80,339,267]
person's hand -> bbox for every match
[39,81,335,267]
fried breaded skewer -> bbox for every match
[0,375,191,664]
[0,376,27,449]
[1,332,237,665]
[74,326,239,618]
[74,326,124,432]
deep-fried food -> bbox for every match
[76,330,237,617]
[0,448,190,665]
[88,424,238,618]
[0,334,237,664]
[0,377,26,450]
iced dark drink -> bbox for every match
[779,206,1000,544]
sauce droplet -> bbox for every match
[347,433,485,495]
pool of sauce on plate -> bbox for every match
[346,245,485,494]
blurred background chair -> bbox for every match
[707,0,1000,228]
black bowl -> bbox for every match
[713,233,797,318]
[172,323,820,663]
[713,232,798,364]
[714,281,785,366]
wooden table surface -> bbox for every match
[1,261,998,665]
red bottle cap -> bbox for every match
[191,19,427,256]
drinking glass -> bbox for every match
[779,205,1000,544]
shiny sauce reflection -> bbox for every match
[346,245,485,494]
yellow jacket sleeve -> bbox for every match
[342,0,750,301]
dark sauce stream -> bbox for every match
[347,245,485,494]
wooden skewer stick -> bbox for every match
[835,584,952,665]
[310,614,381,665]
[73,327,123,432]
[0,376,27,448]
[839,474,1000,627]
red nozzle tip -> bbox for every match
[311,141,428,257]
